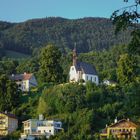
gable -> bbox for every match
[109,120,137,128]
[70,66,77,73]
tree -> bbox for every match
[0,60,18,75]
[117,53,137,85]
[0,74,20,111]
[111,0,140,54]
[39,44,63,83]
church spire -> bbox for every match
[73,43,77,66]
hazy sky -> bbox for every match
[0,0,134,22]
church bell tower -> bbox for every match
[73,47,77,66]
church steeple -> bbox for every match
[73,47,77,66]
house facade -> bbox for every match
[0,112,18,136]
[69,48,99,85]
[100,119,138,139]
[21,116,63,140]
[10,73,37,92]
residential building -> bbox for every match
[21,115,63,140]
[10,73,37,92]
[69,48,99,85]
[100,119,138,139]
[103,80,117,87]
[0,112,18,136]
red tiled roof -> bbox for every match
[23,73,32,80]
[10,73,33,81]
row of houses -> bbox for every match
[0,112,139,139]
[0,112,63,140]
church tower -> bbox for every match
[73,47,77,66]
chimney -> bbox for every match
[39,114,44,121]
[114,117,117,123]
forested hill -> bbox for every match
[0,17,131,55]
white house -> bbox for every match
[103,80,117,87]
[20,115,63,140]
[10,73,37,92]
[69,48,99,85]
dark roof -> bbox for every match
[10,73,33,81]
[0,112,17,119]
[75,61,97,75]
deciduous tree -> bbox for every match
[39,44,63,83]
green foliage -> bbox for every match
[37,82,138,140]
[117,54,138,85]
[128,30,140,54]
[0,60,18,75]
[79,45,127,81]
[0,42,5,58]
[136,126,140,140]
[16,57,39,73]
[5,50,30,59]
[111,0,140,54]
[39,44,63,83]
[0,17,131,56]
[0,74,20,111]
[6,130,21,140]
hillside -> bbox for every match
[0,17,131,56]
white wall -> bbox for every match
[37,126,55,135]
[18,75,38,92]
[22,80,29,92]
[69,66,78,82]
[82,74,99,85]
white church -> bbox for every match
[69,48,99,85]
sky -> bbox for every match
[0,0,134,23]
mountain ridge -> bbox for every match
[0,17,131,56]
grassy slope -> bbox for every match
[5,50,30,59]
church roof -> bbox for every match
[75,61,97,75]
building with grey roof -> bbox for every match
[69,48,99,84]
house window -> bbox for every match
[95,77,96,81]
[49,130,51,132]
[72,67,74,70]
[91,77,92,81]
[86,76,88,80]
